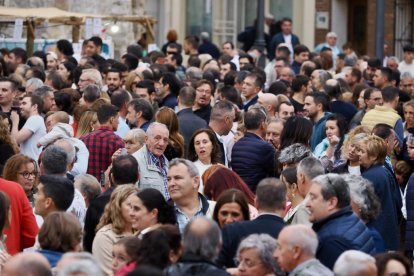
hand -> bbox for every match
[328,135,339,146]
[111,148,122,162]
[10,110,19,124]
[0,251,10,272]
[393,139,401,154]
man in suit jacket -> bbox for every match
[268,17,300,60]
[177,86,207,157]
[216,178,286,268]
[232,106,275,192]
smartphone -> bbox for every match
[120,148,127,155]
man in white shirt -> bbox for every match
[399,45,414,77]
[11,94,46,161]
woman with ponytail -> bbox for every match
[129,188,177,238]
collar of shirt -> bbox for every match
[174,197,204,232]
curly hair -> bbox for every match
[155,107,184,157]
[0,113,19,154]
[341,125,371,160]
[359,135,388,165]
[187,128,221,164]
[96,185,138,235]
[3,154,38,185]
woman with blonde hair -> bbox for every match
[403,100,414,137]
[92,184,138,276]
[124,67,153,93]
[155,107,184,160]
[75,110,99,138]
[3,154,38,206]
[332,125,371,175]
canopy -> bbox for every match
[0,7,155,24]
[0,7,156,54]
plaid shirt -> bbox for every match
[80,127,124,182]
[148,150,170,199]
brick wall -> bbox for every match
[315,0,395,57]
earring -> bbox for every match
[292,193,295,199]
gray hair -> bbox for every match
[280,225,318,256]
[315,69,330,85]
[27,56,45,69]
[33,85,54,99]
[312,174,350,209]
[54,138,76,165]
[237,234,278,273]
[344,55,357,67]
[126,128,146,146]
[58,259,103,276]
[183,217,221,261]
[342,174,380,223]
[297,156,324,181]
[279,143,312,164]
[81,68,103,88]
[401,72,413,80]
[388,56,400,64]
[326,31,337,38]
[169,158,199,177]
[333,250,376,276]
[41,145,68,175]
[74,173,101,203]
[82,84,101,103]
[26,78,44,90]
[210,100,234,122]
[146,122,169,136]
[185,66,203,81]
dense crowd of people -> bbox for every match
[0,16,414,276]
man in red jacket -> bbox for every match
[0,178,38,255]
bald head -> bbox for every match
[274,225,318,273]
[258,93,278,116]
[325,78,338,86]
[189,216,213,237]
[52,111,70,124]
[3,252,51,276]
[280,224,318,256]
[183,217,222,261]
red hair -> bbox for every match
[203,167,255,205]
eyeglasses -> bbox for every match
[196,89,211,94]
[18,171,38,179]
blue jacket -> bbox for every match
[312,207,375,270]
[159,93,177,109]
[268,32,300,60]
[362,164,402,251]
[243,95,259,112]
[405,173,414,249]
[310,112,332,151]
[231,132,276,192]
[38,249,64,267]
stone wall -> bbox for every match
[0,0,147,58]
